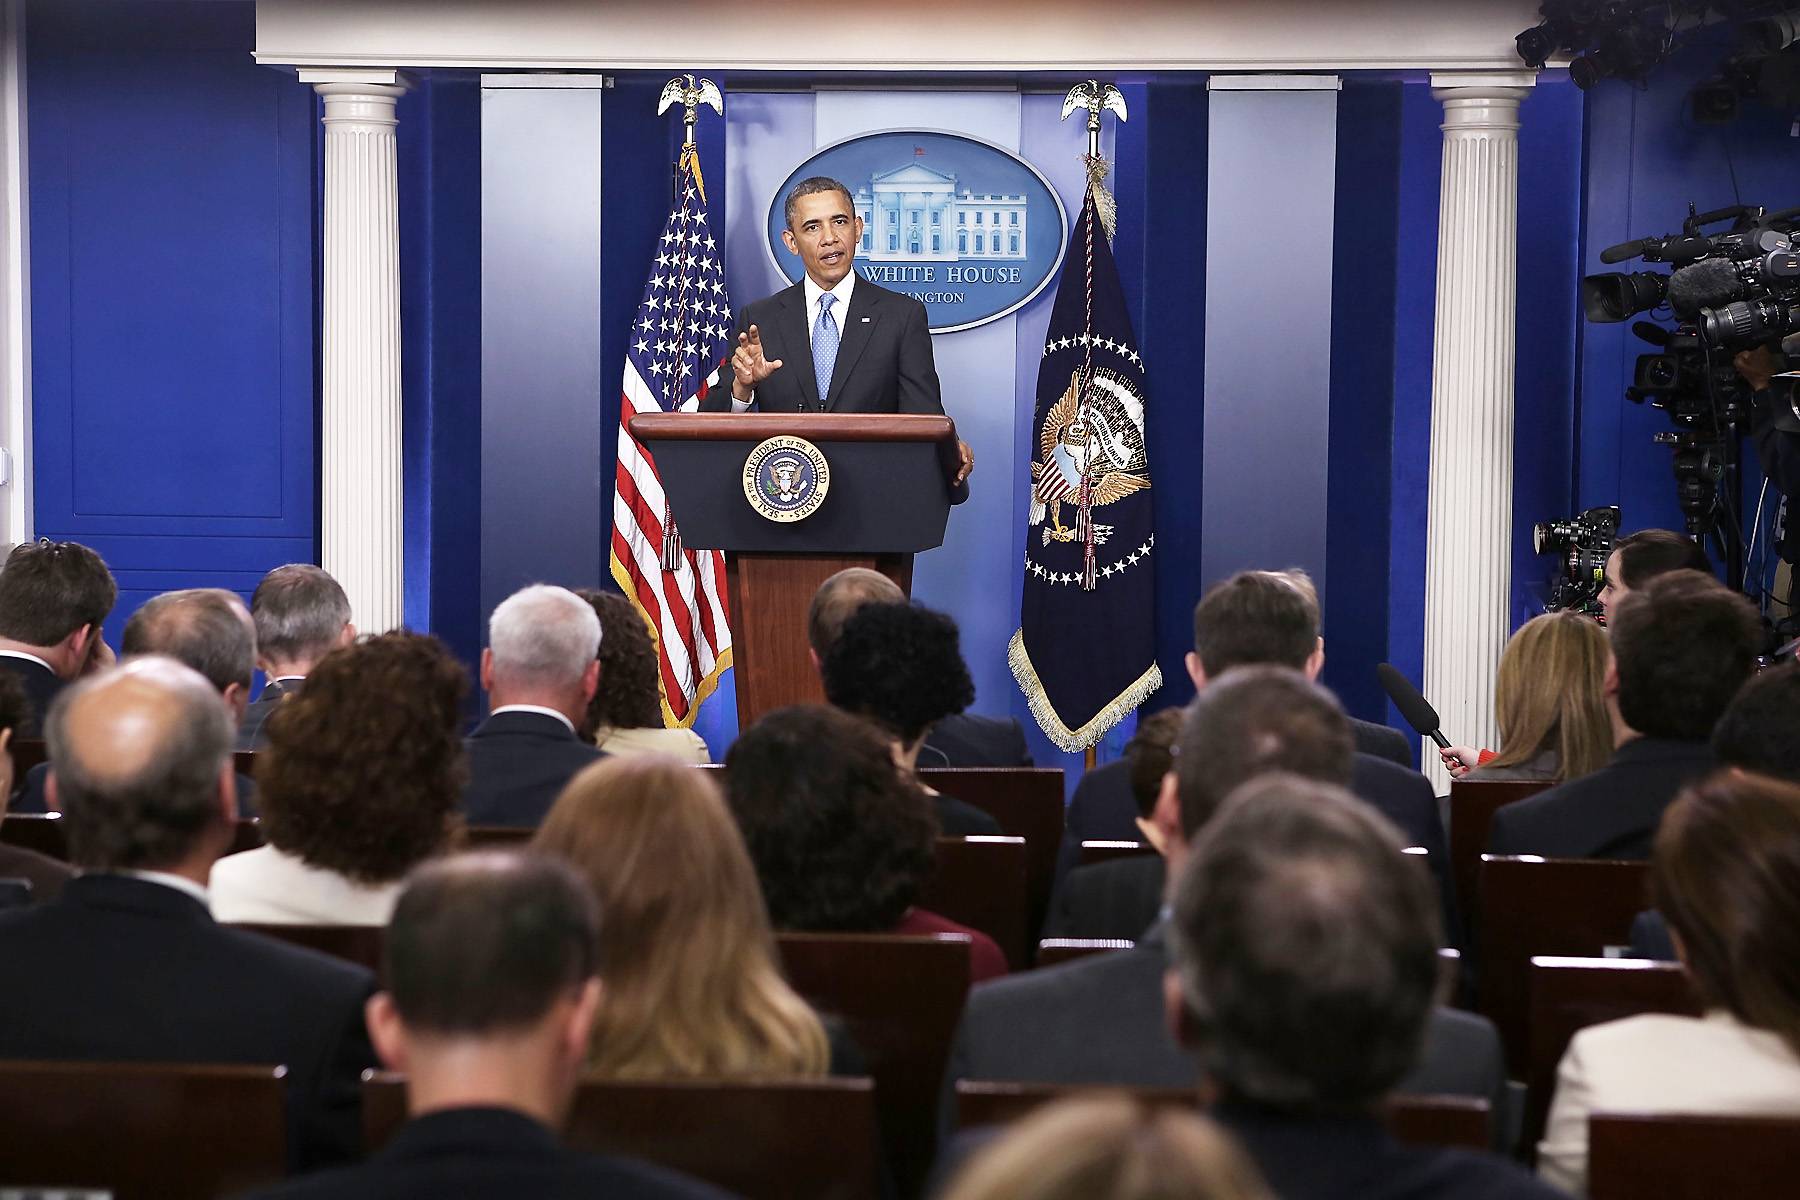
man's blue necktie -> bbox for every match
[812,293,839,407]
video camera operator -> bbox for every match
[1731,342,1800,601]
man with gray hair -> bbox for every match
[462,584,604,826]
[1169,775,1560,1199]
[241,563,355,749]
[0,657,376,1169]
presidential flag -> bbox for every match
[1009,180,1161,751]
[608,143,733,727]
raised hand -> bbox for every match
[731,325,784,399]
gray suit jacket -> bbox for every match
[946,924,1510,1145]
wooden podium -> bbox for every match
[629,412,962,728]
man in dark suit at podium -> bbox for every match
[709,177,974,487]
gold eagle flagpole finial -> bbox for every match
[1060,80,1126,239]
[657,74,724,149]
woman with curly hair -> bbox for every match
[725,704,1009,982]
[821,600,999,837]
[572,588,709,764]
[534,755,836,1077]
[210,631,468,925]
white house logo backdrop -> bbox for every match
[766,131,1068,334]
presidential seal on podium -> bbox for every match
[743,435,830,523]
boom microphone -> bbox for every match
[1666,258,1744,319]
[1377,663,1451,751]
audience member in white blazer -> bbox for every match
[1538,770,1800,1195]
[574,589,712,764]
[211,632,467,926]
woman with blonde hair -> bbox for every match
[533,755,832,1078]
[1439,610,1612,783]
[940,1094,1271,1200]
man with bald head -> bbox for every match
[0,657,376,1169]
[807,567,1030,768]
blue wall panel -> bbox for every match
[28,0,316,645]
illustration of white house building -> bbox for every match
[853,160,1027,263]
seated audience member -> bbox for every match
[241,563,355,750]
[211,633,466,925]
[1189,571,1444,855]
[572,589,708,763]
[1598,527,1712,623]
[0,671,71,903]
[19,587,263,815]
[0,538,116,733]
[724,704,1009,982]
[1630,661,1800,959]
[1539,771,1800,1196]
[940,1094,1272,1200]
[1054,707,1183,885]
[808,567,1030,768]
[0,658,375,1169]
[821,601,1002,837]
[1438,611,1612,783]
[1273,570,1411,765]
[1043,708,1183,938]
[242,852,726,1200]
[533,755,836,1077]
[949,669,1505,1125]
[462,584,604,826]
[1488,571,1759,859]
[1172,776,1563,1200]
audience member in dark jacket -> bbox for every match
[0,658,375,1169]
[243,852,726,1200]
[1173,777,1566,1199]
[0,539,116,736]
[821,601,1001,837]
[1489,572,1758,860]
[461,584,604,826]
[919,712,1033,768]
[0,670,69,903]
[239,564,356,751]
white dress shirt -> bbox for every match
[732,271,857,412]
[1539,1008,1800,1196]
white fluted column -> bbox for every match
[301,70,410,633]
[1421,71,1534,791]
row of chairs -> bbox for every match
[2,1057,1792,1200]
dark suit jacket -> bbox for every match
[12,762,258,818]
[0,653,63,736]
[1627,908,1678,960]
[1351,716,1413,768]
[242,1106,729,1200]
[1054,759,1139,887]
[705,278,944,416]
[947,924,1510,1140]
[919,713,1032,768]
[1041,854,1164,941]
[932,790,1003,837]
[1214,1101,1567,1200]
[0,842,73,903]
[0,874,374,1169]
[462,710,606,827]
[1486,738,1715,859]
[238,676,301,751]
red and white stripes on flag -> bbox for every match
[608,145,733,727]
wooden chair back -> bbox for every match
[230,923,385,974]
[364,1072,881,1200]
[233,749,258,778]
[0,1060,286,1199]
[1077,839,1154,867]
[0,813,258,861]
[1476,856,1651,1075]
[1525,956,1700,1158]
[1589,1112,1800,1200]
[954,1082,1490,1151]
[776,932,971,1197]
[1035,938,1134,968]
[919,766,1063,939]
[918,835,1029,968]
[464,825,537,850]
[1448,778,1551,918]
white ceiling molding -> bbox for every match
[255,0,1545,74]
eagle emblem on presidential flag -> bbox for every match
[1029,366,1150,546]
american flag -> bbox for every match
[608,145,733,727]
